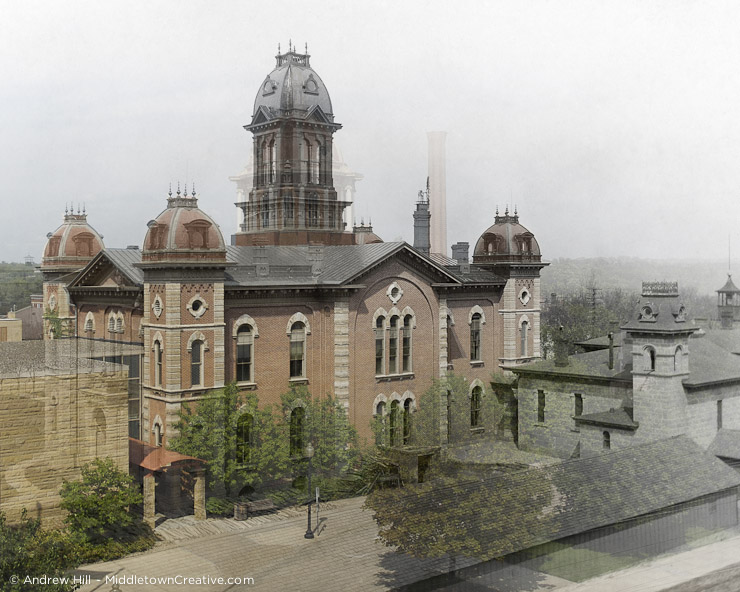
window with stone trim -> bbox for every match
[402,314,413,372]
[84,313,94,332]
[520,320,529,357]
[290,322,306,378]
[537,390,546,423]
[389,400,400,447]
[470,386,482,428]
[191,340,203,386]
[153,422,163,447]
[603,431,611,449]
[236,324,254,383]
[375,400,386,446]
[237,413,254,464]
[574,393,583,417]
[403,398,412,444]
[289,407,305,456]
[388,316,399,374]
[375,316,385,375]
[154,340,163,387]
[718,400,723,430]
[470,313,482,361]
[108,314,116,333]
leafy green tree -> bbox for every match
[280,386,358,479]
[172,383,359,496]
[0,511,79,592]
[59,458,142,543]
[42,308,73,339]
[366,462,555,562]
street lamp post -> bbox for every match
[304,442,315,539]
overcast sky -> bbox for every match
[2,1,740,266]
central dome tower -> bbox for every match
[234,45,354,247]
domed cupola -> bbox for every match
[252,42,334,122]
[473,206,542,265]
[142,186,226,264]
[41,206,105,272]
[235,45,353,247]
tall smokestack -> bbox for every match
[427,131,447,257]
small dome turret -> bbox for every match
[42,206,105,271]
[142,186,226,264]
[473,207,541,264]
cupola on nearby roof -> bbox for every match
[42,206,105,271]
[622,282,697,333]
[473,206,541,264]
[252,42,333,122]
[141,185,226,264]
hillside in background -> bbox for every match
[541,257,729,300]
[0,263,42,314]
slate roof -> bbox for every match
[512,349,633,383]
[575,408,638,430]
[394,436,740,560]
[105,248,145,285]
[708,429,740,460]
[74,242,505,292]
[681,336,740,388]
[574,332,624,351]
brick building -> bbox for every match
[40,47,546,456]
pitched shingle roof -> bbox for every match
[387,436,740,560]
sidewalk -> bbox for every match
[553,533,740,592]
[72,496,740,592]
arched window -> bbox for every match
[261,196,270,228]
[388,316,399,374]
[644,346,656,372]
[403,398,412,444]
[520,320,529,357]
[154,340,163,387]
[191,340,203,386]
[389,400,400,446]
[237,413,254,464]
[290,407,305,456]
[674,346,683,372]
[290,322,306,378]
[375,316,385,375]
[108,314,115,333]
[84,313,94,333]
[603,431,611,450]
[153,422,163,447]
[470,386,482,427]
[375,401,386,445]
[470,313,482,361]
[402,315,413,372]
[236,325,254,382]
[269,139,276,184]
[115,315,123,333]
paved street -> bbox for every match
[72,497,740,592]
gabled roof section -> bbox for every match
[304,104,332,124]
[68,248,144,288]
[248,105,274,127]
[223,243,463,288]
